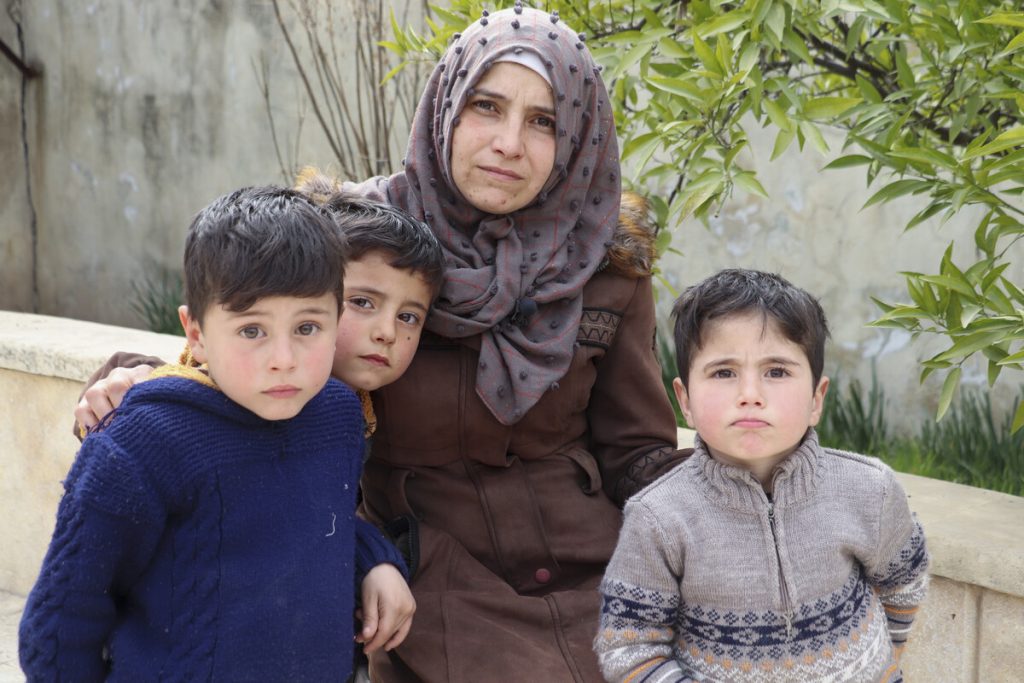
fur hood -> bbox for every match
[604,190,660,279]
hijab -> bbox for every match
[348,3,621,425]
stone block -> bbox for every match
[978,590,1024,683]
[901,576,978,682]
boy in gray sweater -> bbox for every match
[595,269,929,683]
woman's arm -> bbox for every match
[73,352,167,437]
[588,275,690,505]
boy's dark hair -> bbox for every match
[184,186,346,324]
[671,268,830,389]
[323,193,446,298]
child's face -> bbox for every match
[673,312,828,476]
[333,250,433,391]
[180,294,339,421]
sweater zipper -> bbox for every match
[767,502,795,641]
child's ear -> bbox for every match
[178,305,208,364]
[672,377,693,426]
[809,375,830,426]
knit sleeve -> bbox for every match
[353,516,409,589]
[595,499,692,683]
[19,437,166,681]
[864,470,930,649]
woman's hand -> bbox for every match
[74,364,156,430]
[356,563,416,653]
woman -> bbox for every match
[76,5,688,681]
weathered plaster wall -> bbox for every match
[658,124,1021,428]
[0,1,35,314]
[18,2,329,327]
[5,0,421,328]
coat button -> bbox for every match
[534,568,552,584]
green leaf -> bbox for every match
[771,127,795,160]
[646,76,705,104]
[799,120,830,154]
[895,46,915,89]
[782,28,814,65]
[998,348,1024,365]
[680,180,724,220]
[933,328,1010,363]
[936,366,961,421]
[905,201,949,230]
[963,126,1024,160]
[733,171,769,198]
[1012,401,1024,434]
[763,98,792,132]
[887,148,957,171]
[803,97,862,121]
[658,37,690,60]
[696,10,750,39]
[610,42,653,81]
[622,132,663,164]
[823,154,873,170]
[976,13,1024,29]
[862,179,930,209]
[918,274,977,299]
[692,33,723,76]
[1003,31,1024,55]
[855,75,882,103]
[765,3,785,43]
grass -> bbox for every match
[130,270,185,336]
[818,376,1023,497]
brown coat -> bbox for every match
[362,266,686,682]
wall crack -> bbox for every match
[8,0,40,312]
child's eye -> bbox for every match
[348,296,374,310]
[767,367,789,378]
[711,369,734,379]
[239,326,264,339]
[398,312,422,326]
[296,322,321,336]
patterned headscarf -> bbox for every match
[348,4,621,425]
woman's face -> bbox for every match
[450,62,556,215]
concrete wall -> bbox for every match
[2,0,422,326]
[1,311,1022,681]
[1,2,36,315]
[1,0,1019,428]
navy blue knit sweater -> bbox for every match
[20,376,406,682]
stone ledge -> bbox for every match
[0,311,184,383]
[895,471,1024,598]
[677,427,1024,601]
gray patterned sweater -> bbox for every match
[595,429,929,682]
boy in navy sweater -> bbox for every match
[20,186,415,681]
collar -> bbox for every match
[689,429,825,511]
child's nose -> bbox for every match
[737,377,765,406]
[373,318,396,344]
[269,338,297,370]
